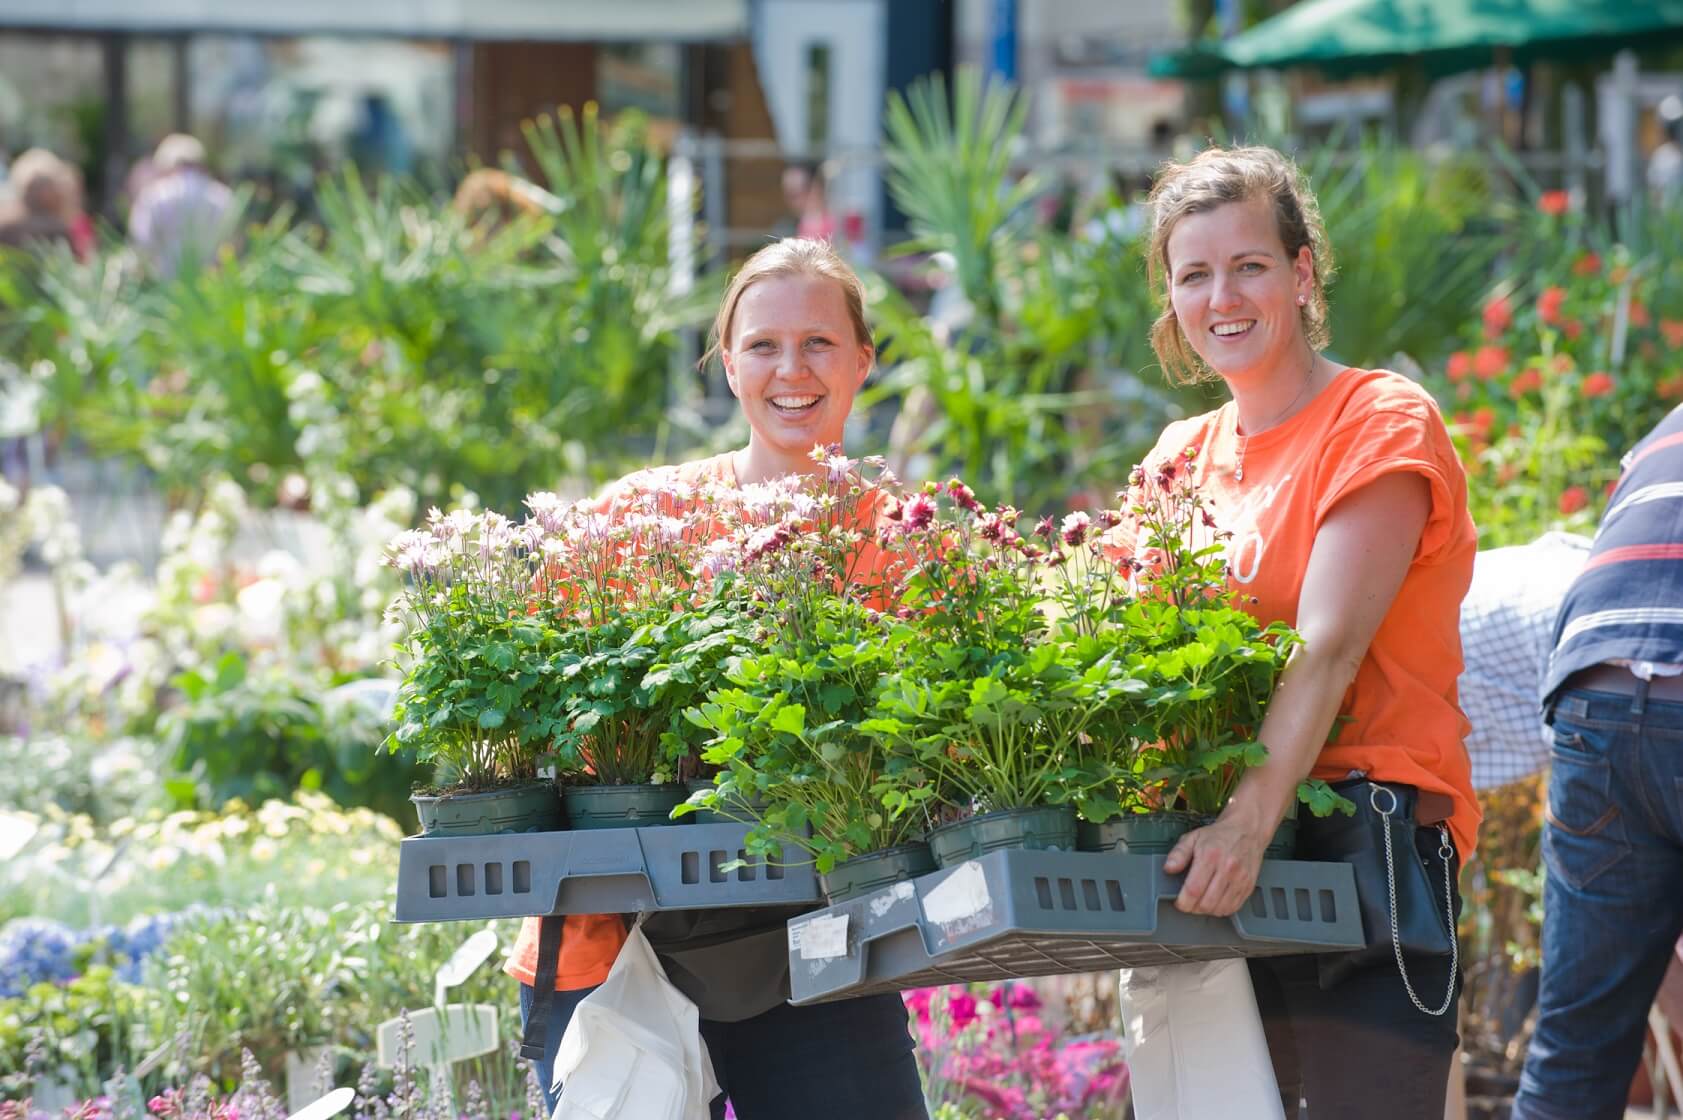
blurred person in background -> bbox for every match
[129,133,233,278]
[0,148,77,256]
[1649,96,1683,201]
[794,163,836,243]
[451,168,558,239]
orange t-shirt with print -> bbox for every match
[1133,367,1482,861]
[505,450,901,990]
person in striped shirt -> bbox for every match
[1513,403,1683,1120]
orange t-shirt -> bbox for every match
[506,451,900,990]
[1133,368,1482,860]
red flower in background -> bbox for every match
[1461,407,1496,440]
[1508,368,1543,398]
[1630,300,1651,328]
[1538,286,1566,324]
[1446,350,1473,382]
[1563,319,1584,340]
[1582,371,1616,398]
[1482,294,1512,338]
[1572,252,1601,277]
[1558,486,1589,515]
[1538,190,1571,215]
[1662,319,1683,346]
[1659,375,1683,400]
[1474,345,1508,381]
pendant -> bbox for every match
[1235,465,1244,481]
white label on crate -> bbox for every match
[921,861,990,925]
[790,915,849,960]
[869,881,916,919]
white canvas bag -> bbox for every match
[1118,958,1287,1120]
[552,916,720,1120]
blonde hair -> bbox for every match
[702,238,872,371]
[1146,145,1335,385]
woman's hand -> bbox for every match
[1163,810,1274,917]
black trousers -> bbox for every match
[1248,948,1461,1119]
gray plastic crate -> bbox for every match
[786,849,1364,1004]
[394,822,821,923]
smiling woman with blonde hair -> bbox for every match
[509,237,927,1120]
[1119,145,1479,1118]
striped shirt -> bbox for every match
[1542,404,1683,708]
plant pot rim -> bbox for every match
[929,804,1075,833]
[833,840,933,867]
[412,780,554,803]
[1090,808,1209,825]
[562,781,688,794]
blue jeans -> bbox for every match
[1513,684,1683,1120]
[519,984,926,1120]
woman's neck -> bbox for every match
[1230,352,1331,437]
[733,440,828,486]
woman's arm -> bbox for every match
[1166,470,1431,916]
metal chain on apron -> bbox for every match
[1371,783,1459,1017]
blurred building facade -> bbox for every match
[0,0,954,252]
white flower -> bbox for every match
[236,578,288,645]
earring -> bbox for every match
[1297,295,1308,306]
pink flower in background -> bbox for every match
[903,983,1130,1118]
[903,493,937,531]
[947,990,979,1032]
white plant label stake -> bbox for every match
[286,1087,355,1120]
[376,927,501,1113]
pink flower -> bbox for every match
[903,493,937,531]
[947,990,979,1032]
[1034,516,1056,539]
[1007,983,1041,1010]
[945,477,980,512]
[1060,511,1091,547]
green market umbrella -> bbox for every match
[1150,0,1683,78]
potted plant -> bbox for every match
[384,506,565,835]
[532,483,753,830]
[865,482,1145,868]
[684,453,934,900]
[1073,454,1344,857]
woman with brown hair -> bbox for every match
[1124,145,1479,1117]
[509,237,927,1120]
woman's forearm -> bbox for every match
[1219,639,1361,837]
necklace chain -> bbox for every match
[1234,356,1317,482]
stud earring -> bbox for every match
[1297,295,1308,306]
